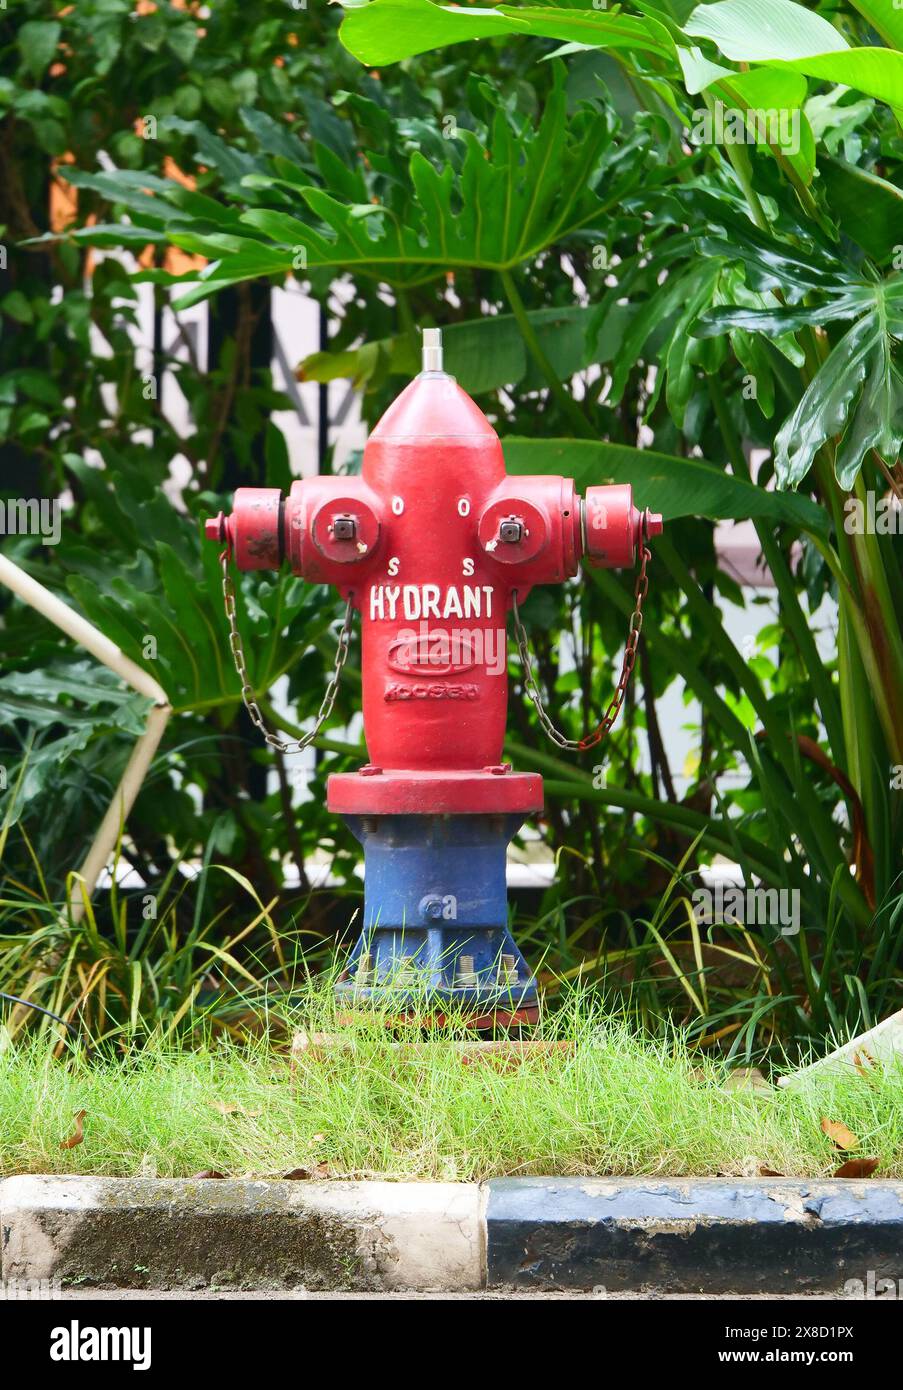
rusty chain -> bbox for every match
[511,539,651,753]
[220,548,354,754]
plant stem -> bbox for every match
[499,267,595,439]
[706,376,845,763]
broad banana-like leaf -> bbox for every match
[684,0,903,108]
[341,0,903,110]
[339,0,675,66]
[502,438,830,531]
[678,51,815,185]
[298,305,628,397]
[847,0,903,50]
[683,0,848,62]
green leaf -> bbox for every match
[777,48,903,109]
[299,305,620,397]
[683,61,815,185]
[605,260,709,407]
[664,261,723,425]
[847,0,903,51]
[48,71,658,308]
[502,438,829,532]
[210,70,653,286]
[805,87,875,161]
[167,23,200,65]
[697,285,874,336]
[339,0,675,66]
[773,288,903,489]
[17,21,62,81]
[818,156,903,264]
[684,0,848,61]
[1,292,35,325]
[684,0,903,107]
[0,368,63,406]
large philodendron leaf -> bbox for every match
[698,247,903,490]
[226,71,655,297]
[42,71,659,309]
[773,293,903,491]
[502,439,830,532]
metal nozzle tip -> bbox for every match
[421,327,444,374]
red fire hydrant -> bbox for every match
[208,330,661,1023]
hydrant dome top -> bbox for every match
[368,372,499,443]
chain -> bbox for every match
[511,540,650,753]
[220,548,354,755]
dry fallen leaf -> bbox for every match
[821,1117,860,1151]
[208,1101,262,1118]
[724,1067,770,1092]
[192,1170,227,1179]
[284,1162,329,1180]
[759,1166,784,1177]
[852,1049,878,1078]
[59,1109,87,1151]
[834,1157,880,1178]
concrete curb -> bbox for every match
[2,1175,902,1293]
[486,1178,903,1293]
[0,1176,481,1293]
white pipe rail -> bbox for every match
[0,552,172,921]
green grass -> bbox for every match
[2,984,902,1181]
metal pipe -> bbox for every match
[0,552,173,1030]
[0,554,168,706]
[421,326,444,374]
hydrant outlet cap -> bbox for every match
[645,509,663,538]
[205,512,225,542]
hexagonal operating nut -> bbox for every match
[418,894,445,922]
[499,518,524,544]
[331,515,357,542]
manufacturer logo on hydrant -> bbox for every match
[387,630,480,675]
